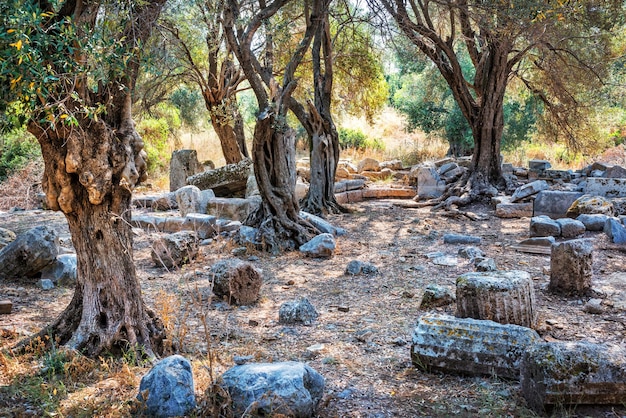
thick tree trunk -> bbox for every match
[245,116,315,253]
[23,116,166,359]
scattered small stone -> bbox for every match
[299,233,336,258]
[279,297,319,325]
[391,337,407,346]
[234,355,255,365]
[458,246,485,260]
[0,300,12,314]
[419,284,455,309]
[336,388,354,399]
[582,298,604,314]
[401,290,415,299]
[231,246,247,256]
[355,329,374,343]
[345,260,379,275]
[474,257,497,272]
[443,233,481,244]
[39,279,54,290]
[247,255,260,262]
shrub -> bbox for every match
[338,128,385,151]
[0,130,41,181]
[137,117,171,175]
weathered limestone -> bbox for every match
[495,200,533,218]
[550,239,593,296]
[443,233,481,245]
[411,314,541,379]
[151,231,198,268]
[220,362,325,418]
[345,260,379,275]
[0,227,16,250]
[137,355,196,417]
[186,158,252,197]
[533,191,584,219]
[604,165,626,178]
[39,254,77,286]
[521,342,626,412]
[132,214,218,239]
[334,179,366,193]
[604,217,626,244]
[567,194,615,217]
[585,177,626,198]
[530,215,561,237]
[299,233,336,258]
[362,187,416,199]
[529,159,551,171]
[456,270,537,328]
[169,149,202,192]
[300,211,346,237]
[0,226,58,280]
[279,297,319,325]
[182,213,218,240]
[511,180,550,202]
[555,218,585,238]
[134,193,178,211]
[419,284,455,309]
[415,164,446,199]
[357,157,380,173]
[176,185,215,216]
[208,259,262,305]
[205,196,260,221]
[576,214,609,231]
[612,197,626,215]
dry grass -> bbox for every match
[0,159,44,211]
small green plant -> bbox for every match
[137,117,171,175]
[338,127,385,151]
[0,129,41,180]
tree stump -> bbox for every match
[549,239,593,296]
[0,226,58,279]
[456,270,537,328]
[209,259,262,305]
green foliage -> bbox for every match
[338,128,385,151]
[0,129,41,180]
[169,86,204,130]
[137,117,171,174]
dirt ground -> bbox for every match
[1,198,626,417]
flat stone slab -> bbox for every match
[511,180,549,202]
[496,202,533,218]
[585,177,626,198]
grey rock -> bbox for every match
[0,227,16,250]
[357,157,380,173]
[556,218,585,238]
[137,355,196,417]
[206,196,260,221]
[582,298,604,314]
[530,215,561,237]
[39,279,54,290]
[169,149,202,192]
[39,254,77,286]
[458,246,485,260]
[0,226,58,280]
[208,258,262,305]
[220,361,324,418]
[176,185,215,216]
[182,213,217,239]
[187,158,252,197]
[533,190,584,219]
[380,159,403,170]
[345,260,378,275]
[151,231,198,268]
[419,284,455,309]
[518,236,556,247]
[529,159,551,171]
[521,342,626,412]
[238,225,261,246]
[495,201,533,218]
[245,174,260,198]
[300,211,346,237]
[474,257,497,272]
[411,313,541,379]
[415,164,446,199]
[279,297,318,325]
[603,164,626,178]
[611,197,626,215]
[604,217,626,244]
[576,214,609,231]
[299,233,336,258]
[443,233,481,245]
[440,166,465,183]
[511,180,549,202]
[550,239,593,296]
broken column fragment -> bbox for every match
[521,342,626,413]
[411,313,541,380]
[456,270,537,328]
[550,239,593,296]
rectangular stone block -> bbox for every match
[585,177,626,198]
[0,300,12,314]
[521,342,626,412]
[533,191,584,219]
[346,190,364,203]
[411,313,541,380]
[362,187,416,199]
[334,192,349,204]
[495,202,533,218]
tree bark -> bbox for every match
[25,118,166,359]
[210,110,244,164]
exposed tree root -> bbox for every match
[414,173,500,213]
